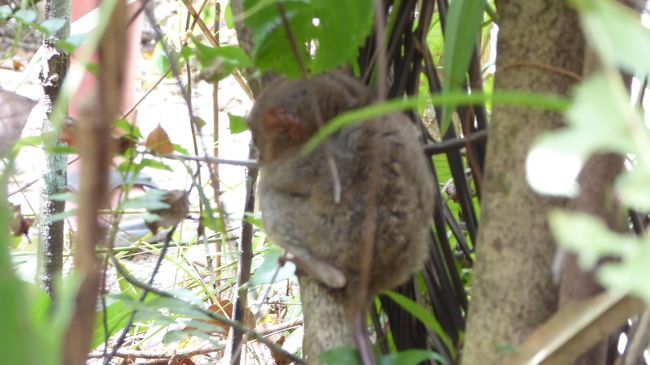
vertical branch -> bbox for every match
[229,156,258,364]
[63,0,125,364]
[211,0,222,287]
[38,0,70,299]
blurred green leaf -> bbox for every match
[319,346,360,365]
[50,192,77,202]
[13,9,37,24]
[40,18,66,36]
[304,91,568,155]
[56,33,88,53]
[250,246,296,285]
[616,169,650,212]
[440,0,485,133]
[379,349,448,365]
[140,158,173,171]
[121,189,169,210]
[549,211,639,268]
[224,0,234,29]
[577,0,650,78]
[228,114,248,134]
[153,38,178,77]
[534,74,636,162]
[0,5,11,20]
[114,118,142,138]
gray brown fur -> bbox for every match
[248,72,434,296]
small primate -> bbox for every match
[248,71,434,360]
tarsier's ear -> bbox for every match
[263,106,306,141]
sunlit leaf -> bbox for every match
[577,0,650,78]
[228,114,248,134]
[310,0,373,74]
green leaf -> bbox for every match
[91,300,133,348]
[153,38,178,77]
[577,0,650,78]
[245,0,313,78]
[0,181,43,364]
[50,192,77,202]
[121,189,169,210]
[244,0,373,77]
[0,5,12,20]
[379,349,448,365]
[616,169,650,212]
[44,210,76,223]
[303,91,569,155]
[533,74,637,162]
[228,114,248,134]
[40,18,66,36]
[114,118,142,138]
[318,346,361,365]
[140,158,173,171]
[193,41,252,82]
[310,0,373,74]
[440,0,485,133]
[383,290,455,357]
[250,246,296,285]
[13,9,37,24]
[224,0,234,29]
[549,211,638,268]
[56,33,88,53]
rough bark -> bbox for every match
[38,0,70,299]
[462,1,585,364]
[298,275,354,363]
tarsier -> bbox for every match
[248,71,434,296]
[248,72,434,361]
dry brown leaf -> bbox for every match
[145,190,190,234]
[271,336,291,365]
[145,124,174,155]
[10,204,33,237]
[170,357,196,365]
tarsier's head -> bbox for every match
[247,72,372,163]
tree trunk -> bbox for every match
[38,0,70,299]
[298,275,355,363]
[462,1,585,364]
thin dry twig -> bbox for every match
[499,60,582,82]
[89,346,220,359]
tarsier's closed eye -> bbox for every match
[263,106,306,141]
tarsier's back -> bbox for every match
[249,72,434,295]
